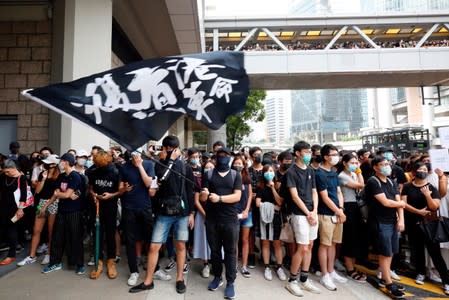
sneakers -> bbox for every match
[87,256,95,266]
[248,254,256,269]
[201,264,210,278]
[36,243,48,255]
[415,274,425,285]
[42,263,62,274]
[165,259,176,272]
[41,254,50,265]
[127,272,139,286]
[300,279,321,294]
[224,283,235,299]
[129,281,154,293]
[276,267,287,281]
[176,280,186,294]
[0,257,16,265]
[330,270,348,283]
[240,266,251,278]
[320,273,337,291]
[264,267,273,281]
[17,256,36,266]
[76,266,85,275]
[387,284,405,299]
[285,280,304,297]
[183,263,190,274]
[444,284,449,295]
[377,269,401,281]
[379,280,405,291]
[208,276,224,291]
[115,255,121,263]
[154,269,172,281]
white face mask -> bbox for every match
[330,156,340,166]
[77,158,86,166]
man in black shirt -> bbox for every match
[200,147,242,300]
[365,156,406,299]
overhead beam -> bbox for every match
[353,25,379,48]
[416,23,439,48]
[261,28,288,51]
[234,27,258,51]
[325,26,347,50]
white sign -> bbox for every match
[429,149,449,172]
[439,126,449,148]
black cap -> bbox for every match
[376,146,393,154]
[216,147,231,155]
[9,141,20,149]
[60,152,75,165]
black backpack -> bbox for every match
[357,176,393,223]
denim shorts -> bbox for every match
[240,210,253,228]
[151,215,189,243]
[370,220,399,257]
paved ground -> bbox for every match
[0,251,388,300]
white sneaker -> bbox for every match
[17,256,36,266]
[276,267,287,281]
[285,280,304,297]
[154,269,172,281]
[330,270,348,283]
[415,274,425,285]
[201,264,210,278]
[36,243,48,255]
[127,272,139,286]
[429,269,442,283]
[444,284,449,295]
[300,279,321,294]
[377,269,401,281]
[320,274,337,291]
[41,254,50,265]
[264,267,273,281]
[87,256,95,266]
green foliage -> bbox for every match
[226,90,266,151]
[193,131,207,145]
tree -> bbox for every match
[226,90,266,151]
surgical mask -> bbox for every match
[58,162,65,172]
[380,165,392,177]
[190,159,199,165]
[254,155,262,164]
[415,171,428,180]
[232,166,243,172]
[203,168,212,173]
[383,152,394,161]
[348,164,357,173]
[264,171,275,181]
[85,159,93,168]
[77,158,86,166]
[330,156,339,166]
[216,156,231,172]
[302,154,312,165]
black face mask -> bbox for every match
[216,156,231,172]
[425,162,432,172]
[232,166,243,173]
[415,171,428,180]
[166,150,173,160]
[254,155,262,164]
[282,163,292,170]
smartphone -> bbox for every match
[331,215,338,224]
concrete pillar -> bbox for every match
[367,88,378,129]
[50,0,111,154]
[376,88,392,130]
[422,87,436,140]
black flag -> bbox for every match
[22,52,249,150]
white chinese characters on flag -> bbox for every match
[22,52,249,150]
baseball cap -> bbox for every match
[76,149,89,157]
[60,153,75,165]
[216,147,231,155]
[41,154,60,165]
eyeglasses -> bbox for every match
[327,153,339,157]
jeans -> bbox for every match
[122,208,153,273]
[99,199,118,259]
[206,220,239,283]
[152,215,189,243]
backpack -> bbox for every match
[357,176,393,223]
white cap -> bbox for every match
[76,149,89,157]
[41,154,60,164]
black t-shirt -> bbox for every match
[57,171,82,213]
[88,164,121,198]
[391,164,407,185]
[401,182,440,225]
[35,172,59,200]
[238,183,249,213]
[256,186,277,205]
[365,176,399,224]
[284,165,315,216]
[203,169,242,223]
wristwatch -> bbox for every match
[219,195,223,203]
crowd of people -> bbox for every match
[1,138,449,299]
[206,38,449,51]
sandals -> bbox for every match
[347,269,367,283]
